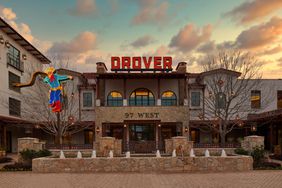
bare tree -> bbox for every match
[196,50,269,147]
[7,59,91,145]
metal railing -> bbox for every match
[46,144,93,150]
[193,143,241,148]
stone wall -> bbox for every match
[94,137,122,157]
[17,137,45,153]
[165,136,193,156]
[33,155,253,173]
[241,135,264,152]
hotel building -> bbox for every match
[0,17,282,153]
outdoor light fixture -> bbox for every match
[185,126,188,132]
[251,125,257,132]
[96,126,100,133]
[158,124,161,127]
[71,92,74,97]
[208,91,212,98]
[5,40,10,48]
[123,124,127,128]
[22,54,27,60]
[34,124,40,129]
[0,35,4,44]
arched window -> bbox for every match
[161,91,177,106]
[129,88,155,106]
[107,91,123,106]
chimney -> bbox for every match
[96,62,108,73]
[176,62,187,73]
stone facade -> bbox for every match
[94,137,122,157]
[17,137,45,153]
[33,155,253,173]
[241,135,264,152]
[95,106,189,140]
[165,136,193,155]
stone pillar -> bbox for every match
[18,137,45,153]
[165,136,193,155]
[94,137,122,157]
[155,124,159,150]
[241,135,264,152]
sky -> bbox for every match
[1,0,282,78]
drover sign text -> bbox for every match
[111,56,172,71]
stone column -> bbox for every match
[155,123,159,150]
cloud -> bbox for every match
[260,45,282,55]
[197,41,217,53]
[0,5,51,53]
[69,0,96,16]
[47,31,97,54]
[235,16,282,49]
[131,0,169,25]
[130,35,155,48]
[225,0,282,24]
[169,24,213,53]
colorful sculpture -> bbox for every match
[13,67,73,112]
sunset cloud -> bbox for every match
[131,0,169,25]
[69,0,96,16]
[235,16,282,49]
[225,0,282,24]
[169,24,212,53]
[130,35,155,48]
[47,31,97,54]
[261,45,282,55]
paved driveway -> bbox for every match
[0,171,281,188]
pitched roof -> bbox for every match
[0,17,51,64]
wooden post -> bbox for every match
[270,124,273,151]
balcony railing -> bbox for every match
[7,53,24,72]
[45,144,93,150]
[193,143,241,148]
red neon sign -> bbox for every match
[111,56,172,71]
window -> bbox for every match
[277,91,282,109]
[191,91,201,107]
[7,45,22,71]
[8,72,20,92]
[129,88,155,106]
[251,90,261,109]
[83,92,93,108]
[107,91,123,106]
[161,91,177,106]
[9,97,21,117]
[215,92,226,109]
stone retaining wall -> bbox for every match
[33,156,253,173]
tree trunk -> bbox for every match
[56,112,63,145]
[220,133,226,148]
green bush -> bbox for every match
[20,149,52,161]
[234,148,249,155]
[251,146,265,168]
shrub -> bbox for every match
[2,163,31,171]
[37,149,52,158]
[234,148,249,155]
[251,146,265,168]
[20,149,38,161]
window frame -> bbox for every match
[9,97,21,117]
[7,44,23,72]
[251,90,261,109]
[129,88,155,106]
[107,91,123,106]
[190,91,201,108]
[8,71,21,93]
[161,90,177,106]
[82,91,94,108]
[277,90,282,109]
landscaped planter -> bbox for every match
[32,155,253,173]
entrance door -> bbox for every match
[129,124,156,153]
[159,125,177,151]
